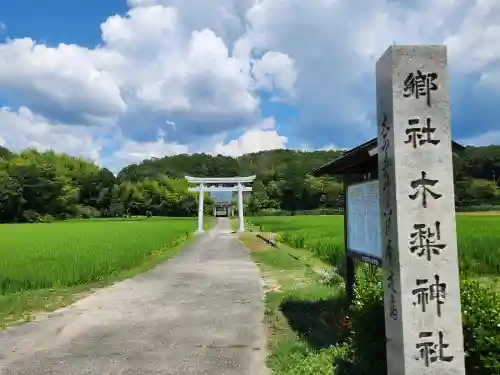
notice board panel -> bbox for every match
[347,179,381,260]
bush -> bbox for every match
[345,276,500,375]
[348,267,386,375]
[252,208,345,216]
[20,209,41,223]
[75,205,101,219]
[456,204,500,212]
[461,280,500,374]
[39,214,55,223]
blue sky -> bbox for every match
[0,0,128,47]
[0,0,499,172]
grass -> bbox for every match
[249,214,500,278]
[245,213,500,374]
[239,233,350,375]
[0,216,214,329]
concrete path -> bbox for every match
[0,219,268,375]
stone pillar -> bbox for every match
[213,205,216,217]
[197,183,204,233]
[237,183,244,232]
[376,45,465,375]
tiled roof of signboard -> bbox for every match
[313,138,464,177]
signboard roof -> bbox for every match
[313,137,464,177]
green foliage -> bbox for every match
[344,278,500,375]
[0,143,499,224]
[118,149,346,214]
[117,144,500,214]
[269,340,351,375]
[251,215,500,375]
[456,216,500,276]
[253,215,500,277]
[75,205,101,218]
[246,235,350,375]
[348,267,386,375]
[457,204,500,212]
[456,178,500,206]
[0,148,205,223]
[0,217,196,293]
[461,280,500,374]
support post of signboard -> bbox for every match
[343,177,355,303]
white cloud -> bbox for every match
[238,0,500,144]
[102,117,287,172]
[213,118,288,156]
[0,106,104,163]
[0,4,272,145]
[251,51,297,101]
[103,136,188,171]
[98,3,262,133]
[127,0,255,45]
[0,39,125,125]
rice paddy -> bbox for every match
[0,217,201,294]
[249,214,500,277]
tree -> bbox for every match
[0,142,498,223]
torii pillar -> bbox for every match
[237,182,245,232]
[185,176,256,233]
[197,183,204,233]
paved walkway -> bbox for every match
[0,219,268,375]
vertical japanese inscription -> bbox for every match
[409,171,443,208]
[403,70,439,108]
[412,275,447,317]
[377,45,464,375]
[409,221,446,261]
[405,117,440,148]
[415,330,454,367]
[403,58,460,371]
[380,113,397,321]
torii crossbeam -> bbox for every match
[185,175,256,233]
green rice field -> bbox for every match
[249,214,500,278]
[0,217,202,295]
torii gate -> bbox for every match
[185,175,256,233]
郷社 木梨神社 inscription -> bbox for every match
[376,45,465,375]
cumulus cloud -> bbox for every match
[102,136,189,172]
[0,106,104,163]
[0,39,125,125]
[0,0,500,171]
[239,0,500,146]
[251,51,297,102]
[0,4,275,146]
[213,118,288,156]
[98,119,287,173]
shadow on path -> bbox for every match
[280,294,372,375]
[279,294,350,349]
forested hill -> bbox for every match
[0,144,499,223]
[118,145,500,212]
[117,149,345,214]
[117,149,342,181]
